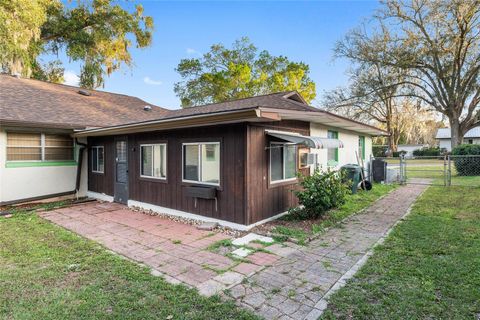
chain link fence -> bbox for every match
[369,155,480,187]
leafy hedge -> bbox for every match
[289,169,349,220]
[451,144,480,176]
[413,147,441,157]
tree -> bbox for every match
[324,62,407,154]
[174,37,316,107]
[335,0,480,148]
[0,0,153,88]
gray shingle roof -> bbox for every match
[0,74,170,129]
[0,74,320,129]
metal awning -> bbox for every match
[266,130,344,149]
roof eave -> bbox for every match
[259,107,388,136]
[73,108,274,137]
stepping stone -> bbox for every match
[213,271,244,286]
[232,247,252,258]
[197,222,218,231]
[232,233,273,246]
[197,279,226,297]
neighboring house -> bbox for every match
[0,74,385,229]
[435,127,480,152]
[397,144,428,158]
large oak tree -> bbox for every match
[335,0,480,147]
[0,0,153,89]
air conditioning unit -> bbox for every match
[300,153,316,167]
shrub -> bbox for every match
[290,169,349,220]
[392,150,407,158]
[373,145,387,157]
[413,147,441,157]
[451,144,480,176]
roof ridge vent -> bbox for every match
[78,89,91,96]
[143,105,152,111]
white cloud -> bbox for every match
[186,48,200,55]
[63,70,79,86]
[143,76,163,86]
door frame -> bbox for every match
[114,136,129,204]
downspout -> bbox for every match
[75,138,88,198]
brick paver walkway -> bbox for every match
[39,202,275,294]
[228,184,428,320]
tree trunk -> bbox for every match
[449,118,463,149]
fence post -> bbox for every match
[443,155,447,187]
[448,155,452,186]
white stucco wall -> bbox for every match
[0,129,88,204]
[309,123,372,172]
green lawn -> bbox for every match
[321,182,480,319]
[0,212,258,320]
[275,183,397,244]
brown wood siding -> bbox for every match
[87,136,115,196]
[246,120,310,225]
[126,123,247,225]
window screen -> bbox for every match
[141,144,166,179]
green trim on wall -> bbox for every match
[359,136,366,160]
[6,161,77,168]
[328,130,339,162]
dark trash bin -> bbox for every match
[372,159,386,183]
[341,164,362,194]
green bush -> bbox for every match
[451,144,480,176]
[413,146,441,157]
[373,145,387,157]
[392,150,407,158]
[290,169,349,220]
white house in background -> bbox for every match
[397,144,428,158]
[435,127,480,151]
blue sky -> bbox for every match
[54,1,380,109]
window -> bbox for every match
[183,142,220,185]
[359,136,365,160]
[140,144,167,179]
[327,130,339,165]
[270,142,297,183]
[91,146,104,173]
[6,132,73,162]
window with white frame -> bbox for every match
[183,142,220,185]
[91,146,104,173]
[140,144,167,179]
[6,132,74,162]
[270,142,297,183]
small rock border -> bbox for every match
[130,206,245,237]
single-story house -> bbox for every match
[0,74,385,229]
[397,144,428,158]
[435,127,480,152]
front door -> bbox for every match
[114,138,128,204]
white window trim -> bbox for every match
[182,142,220,187]
[91,146,104,174]
[269,142,297,184]
[139,143,167,180]
[6,132,75,162]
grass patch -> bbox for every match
[207,239,233,252]
[272,184,396,244]
[0,213,258,319]
[321,182,480,319]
